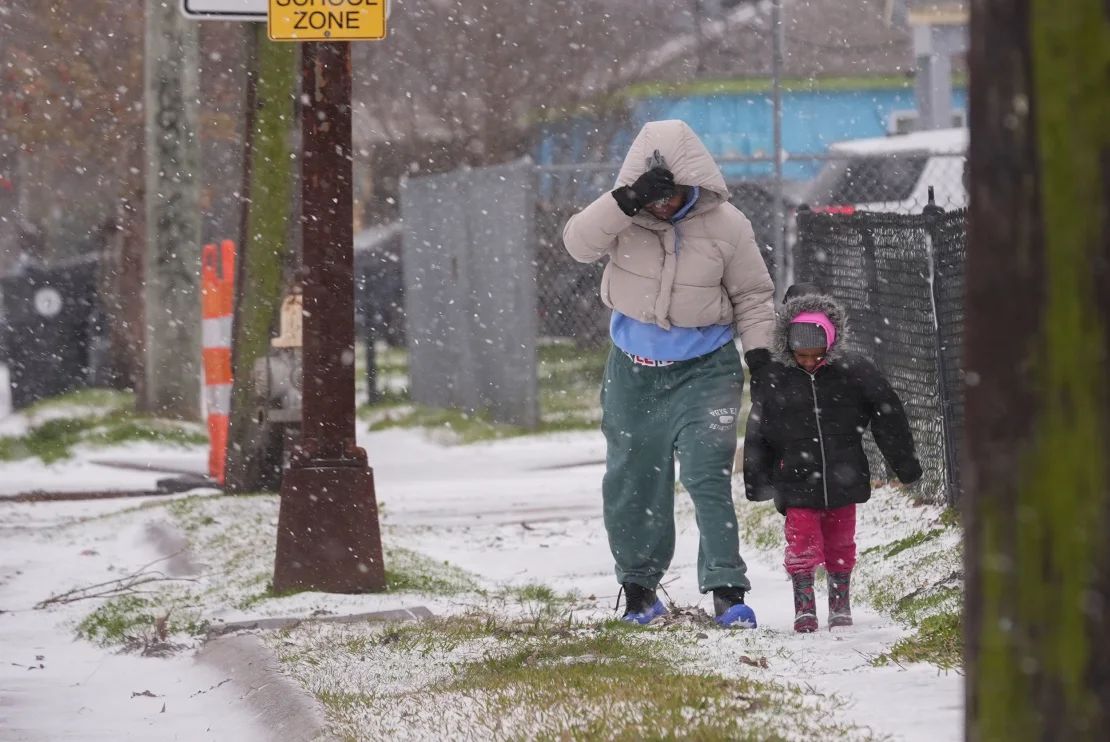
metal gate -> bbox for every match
[400,160,539,427]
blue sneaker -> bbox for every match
[619,583,667,625]
[713,587,757,628]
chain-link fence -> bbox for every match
[793,205,967,506]
[930,207,968,504]
[535,164,616,346]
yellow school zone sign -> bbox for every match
[268,0,386,41]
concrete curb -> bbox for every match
[196,632,337,742]
[209,606,435,636]
[197,608,434,742]
[146,514,435,741]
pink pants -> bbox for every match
[784,505,857,575]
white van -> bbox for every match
[802,127,968,214]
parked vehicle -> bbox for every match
[801,127,968,213]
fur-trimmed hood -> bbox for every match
[773,293,851,364]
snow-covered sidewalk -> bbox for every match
[0,494,272,741]
[0,424,962,740]
[366,429,963,741]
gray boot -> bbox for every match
[828,571,853,628]
[792,573,817,633]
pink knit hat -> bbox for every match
[789,311,837,350]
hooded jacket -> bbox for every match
[561,120,775,352]
[743,294,922,513]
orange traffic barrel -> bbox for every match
[201,240,236,484]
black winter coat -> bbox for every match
[743,295,922,513]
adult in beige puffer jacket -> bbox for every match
[563,120,775,351]
[562,120,775,629]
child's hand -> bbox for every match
[894,478,932,502]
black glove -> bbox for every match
[745,348,772,398]
[744,348,772,374]
[611,167,675,216]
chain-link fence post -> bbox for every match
[923,187,960,507]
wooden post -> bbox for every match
[964,0,1110,738]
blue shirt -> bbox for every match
[610,186,734,362]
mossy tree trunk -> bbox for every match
[965,0,1110,739]
[224,27,297,493]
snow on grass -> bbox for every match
[266,613,883,742]
[357,342,606,443]
[55,492,493,648]
[733,480,964,671]
[0,389,207,464]
[0,388,130,436]
[2,415,961,740]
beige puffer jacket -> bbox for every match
[562,120,775,352]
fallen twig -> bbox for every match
[34,552,197,609]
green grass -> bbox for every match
[272,613,879,741]
[0,390,207,463]
[71,493,491,648]
[358,342,607,441]
[75,594,208,646]
[75,594,156,645]
[362,404,537,443]
[735,497,786,552]
[533,73,971,124]
[871,579,962,672]
[620,74,924,99]
[891,585,962,626]
[513,582,559,604]
[862,528,944,559]
[72,495,275,646]
[434,630,792,740]
[938,506,962,528]
[22,388,131,412]
[383,545,484,596]
[875,612,962,672]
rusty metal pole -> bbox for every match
[273,41,385,594]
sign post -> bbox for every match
[268,2,388,593]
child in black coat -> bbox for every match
[744,291,922,632]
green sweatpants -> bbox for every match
[600,342,750,594]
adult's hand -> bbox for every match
[745,348,772,397]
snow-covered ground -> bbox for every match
[0,419,962,740]
[0,490,269,741]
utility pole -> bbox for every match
[692,0,705,76]
[964,0,1109,739]
[271,38,385,593]
[770,0,786,297]
[144,0,202,419]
